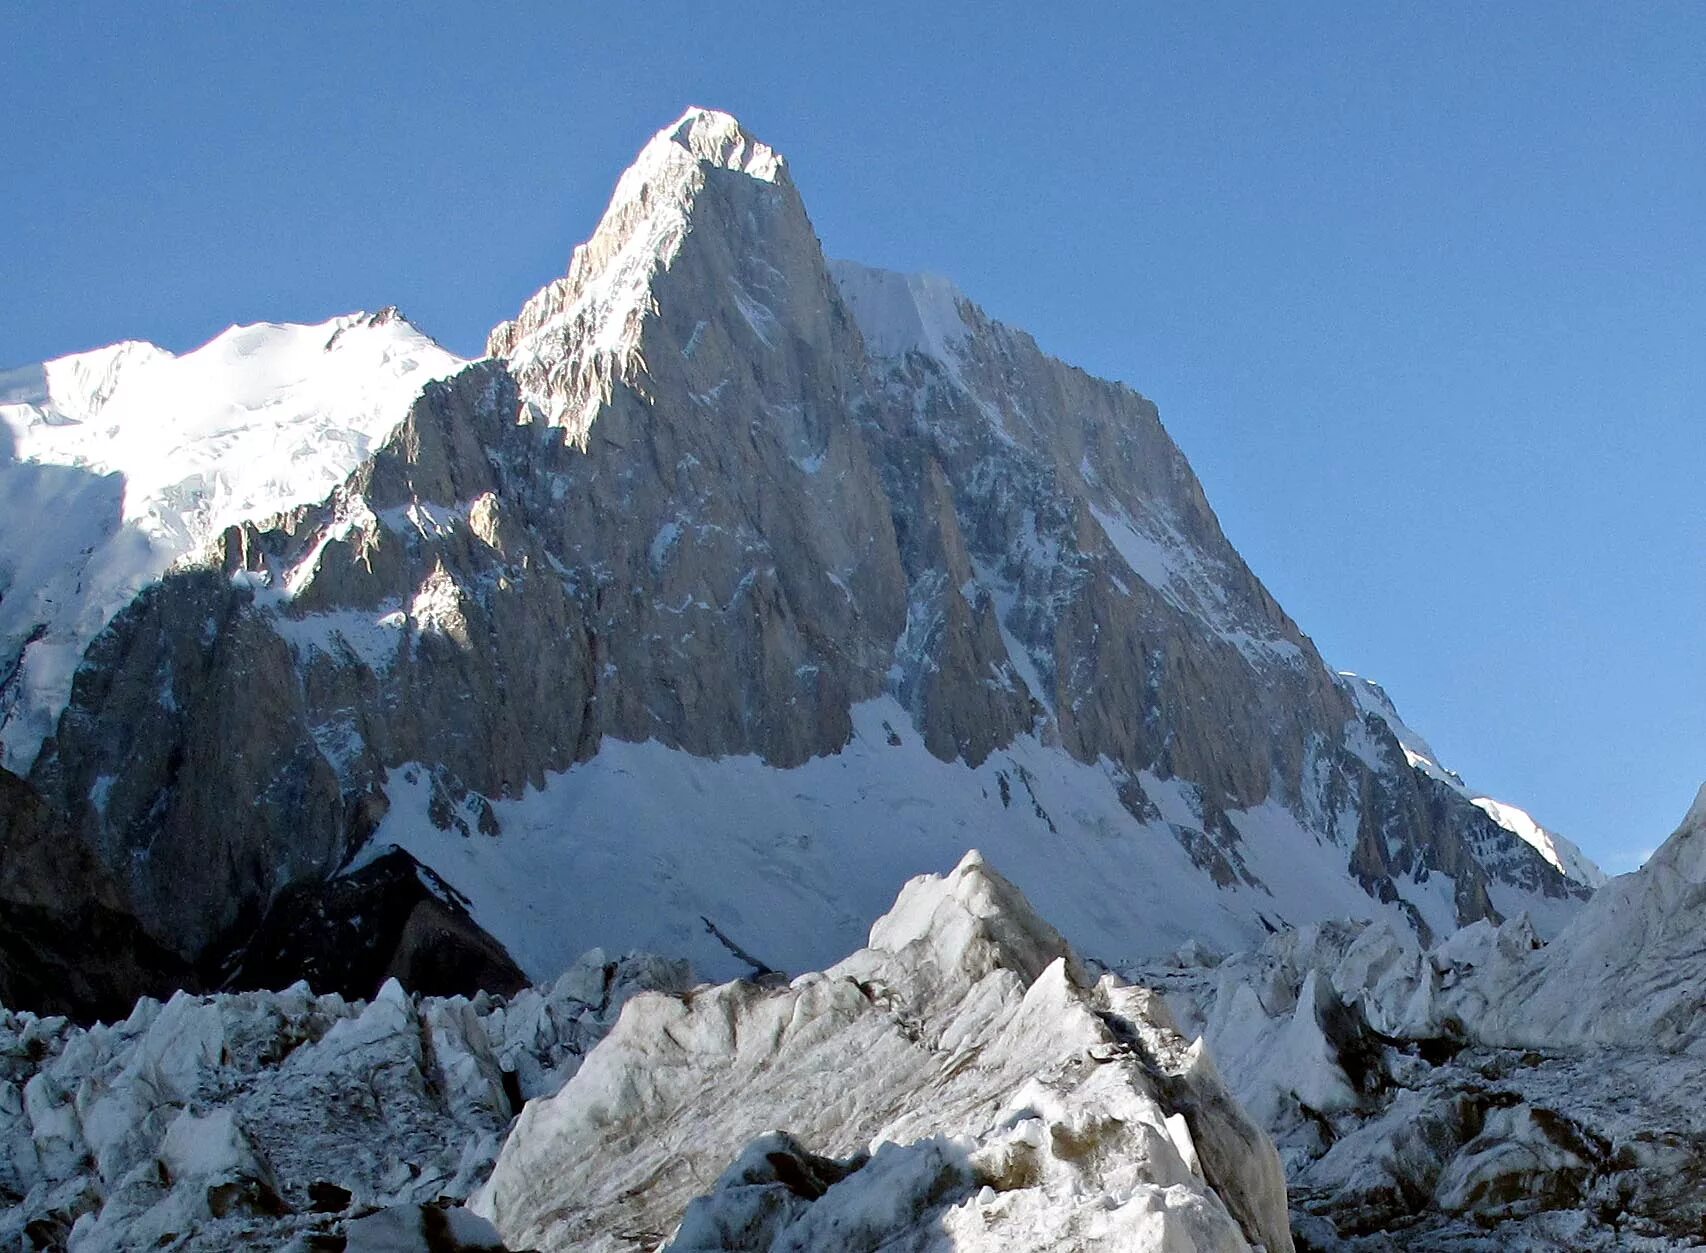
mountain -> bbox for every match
[1341,674,1605,893]
[0,108,1594,1018]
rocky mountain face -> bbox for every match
[0,771,189,1023]
[0,109,1592,1015]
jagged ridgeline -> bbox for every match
[0,109,1592,1016]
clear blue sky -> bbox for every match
[5,3,1701,872]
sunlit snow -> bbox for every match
[0,312,464,771]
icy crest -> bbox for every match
[1664,780,1706,879]
[1449,782,1706,1051]
[475,852,1293,1253]
[0,341,171,423]
[1165,784,1706,1064]
[666,106,784,181]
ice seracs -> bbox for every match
[0,952,690,1250]
[1449,779,1706,1051]
[474,851,1293,1253]
[1133,784,1706,1246]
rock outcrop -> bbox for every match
[228,847,529,1003]
[0,770,190,1023]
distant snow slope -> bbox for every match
[826,261,972,366]
[366,697,1444,986]
[0,311,463,771]
[1340,673,1605,887]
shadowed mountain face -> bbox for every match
[228,848,528,1003]
[0,769,191,1021]
[0,109,1588,1016]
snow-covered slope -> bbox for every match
[1340,673,1605,888]
[475,852,1294,1253]
[826,262,973,364]
[0,310,462,772]
[369,696,1461,985]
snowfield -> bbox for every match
[362,695,1475,987]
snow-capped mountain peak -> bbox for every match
[0,311,463,772]
[661,105,785,181]
[486,106,796,444]
[2,107,1597,1030]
